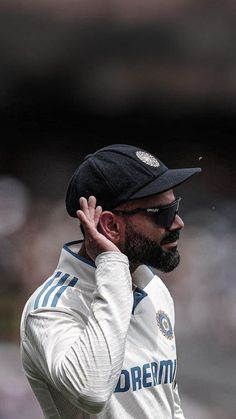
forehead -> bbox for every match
[118,189,175,210]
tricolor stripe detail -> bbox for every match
[51,277,78,307]
[34,272,79,309]
[34,271,62,309]
[41,274,70,307]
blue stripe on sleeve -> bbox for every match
[51,277,78,307]
[41,274,70,307]
[34,271,62,309]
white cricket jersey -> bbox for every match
[20,240,185,419]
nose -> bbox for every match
[168,214,184,231]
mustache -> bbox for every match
[161,230,180,245]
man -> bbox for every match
[20,144,201,418]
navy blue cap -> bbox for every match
[66,144,201,216]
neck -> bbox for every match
[78,243,93,263]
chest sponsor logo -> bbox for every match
[115,359,176,393]
[156,310,174,340]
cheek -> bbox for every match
[150,228,166,244]
[132,218,165,242]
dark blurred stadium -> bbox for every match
[0,1,235,418]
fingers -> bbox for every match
[88,195,96,208]
[76,196,102,232]
[79,196,93,219]
[94,205,102,226]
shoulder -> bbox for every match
[152,274,174,304]
[143,269,176,324]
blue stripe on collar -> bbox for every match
[63,241,96,268]
[132,287,148,314]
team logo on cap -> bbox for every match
[136,151,160,167]
[156,310,174,340]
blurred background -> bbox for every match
[0,0,235,418]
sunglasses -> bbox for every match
[113,197,181,229]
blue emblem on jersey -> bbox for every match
[156,310,173,340]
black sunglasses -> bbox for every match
[113,197,181,229]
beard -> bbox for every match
[122,222,181,273]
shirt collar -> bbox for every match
[132,264,155,289]
[57,240,95,285]
[58,240,155,291]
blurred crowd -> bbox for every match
[0,0,236,114]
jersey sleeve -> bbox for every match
[22,252,133,414]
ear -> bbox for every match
[98,211,122,244]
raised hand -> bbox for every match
[77,196,120,261]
